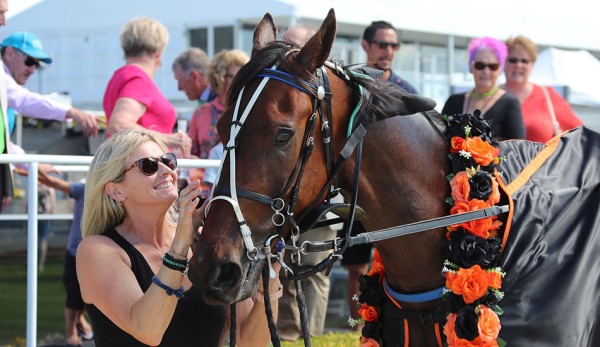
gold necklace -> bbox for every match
[471,85,498,98]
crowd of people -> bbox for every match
[0,1,586,346]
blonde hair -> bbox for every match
[82,129,171,237]
[120,16,169,58]
[208,49,250,95]
[506,35,538,63]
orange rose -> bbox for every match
[444,313,458,345]
[368,249,385,277]
[359,336,381,347]
[445,271,458,290]
[448,265,489,304]
[478,305,501,343]
[486,271,502,289]
[450,171,471,203]
[358,303,379,322]
[450,136,467,153]
[450,199,502,239]
[464,137,500,167]
[368,259,385,278]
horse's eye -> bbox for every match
[275,129,294,144]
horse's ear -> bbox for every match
[295,9,336,71]
[252,13,278,57]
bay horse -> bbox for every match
[189,9,600,346]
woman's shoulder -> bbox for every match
[78,231,126,260]
[497,90,520,105]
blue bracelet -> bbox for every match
[152,276,185,299]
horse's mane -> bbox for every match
[227,41,444,129]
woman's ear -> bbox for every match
[105,182,125,202]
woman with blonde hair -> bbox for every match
[501,35,583,143]
[103,16,191,155]
[77,128,280,346]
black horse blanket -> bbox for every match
[497,126,600,346]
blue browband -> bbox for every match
[256,68,317,96]
[384,277,444,303]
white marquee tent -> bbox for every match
[531,48,600,107]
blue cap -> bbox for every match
[1,31,52,64]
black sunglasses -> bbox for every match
[370,40,400,50]
[507,57,531,65]
[14,48,41,69]
[119,153,177,178]
[473,61,500,71]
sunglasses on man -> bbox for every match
[118,153,177,179]
[370,40,401,50]
[473,61,500,71]
[14,47,42,69]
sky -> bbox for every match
[7,0,43,19]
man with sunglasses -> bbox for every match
[360,20,418,94]
[339,19,419,330]
[1,31,100,139]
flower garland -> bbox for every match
[353,112,507,347]
[354,248,385,347]
[442,112,506,347]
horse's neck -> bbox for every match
[344,114,449,293]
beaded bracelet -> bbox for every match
[162,252,188,273]
[253,284,283,303]
[152,276,185,299]
[162,257,187,273]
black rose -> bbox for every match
[450,153,476,173]
[361,321,381,339]
[469,171,493,201]
[447,232,502,268]
[455,306,479,341]
[443,292,465,313]
[358,275,384,306]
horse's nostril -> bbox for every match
[213,263,241,290]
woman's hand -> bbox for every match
[165,132,192,158]
[171,179,202,256]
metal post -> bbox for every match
[26,162,38,347]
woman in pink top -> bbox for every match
[501,35,583,143]
[189,49,249,159]
[103,16,191,155]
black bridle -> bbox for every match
[207,51,368,347]
[209,55,365,269]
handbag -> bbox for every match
[541,86,563,136]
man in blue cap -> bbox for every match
[1,31,100,138]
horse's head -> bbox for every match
[188,9,437,304]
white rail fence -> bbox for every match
[0,154,219,347]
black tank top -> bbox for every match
[85,228,226,347]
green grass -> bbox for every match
[280,331,361,346]
[0,253,358,346]
[0,254,66,346]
